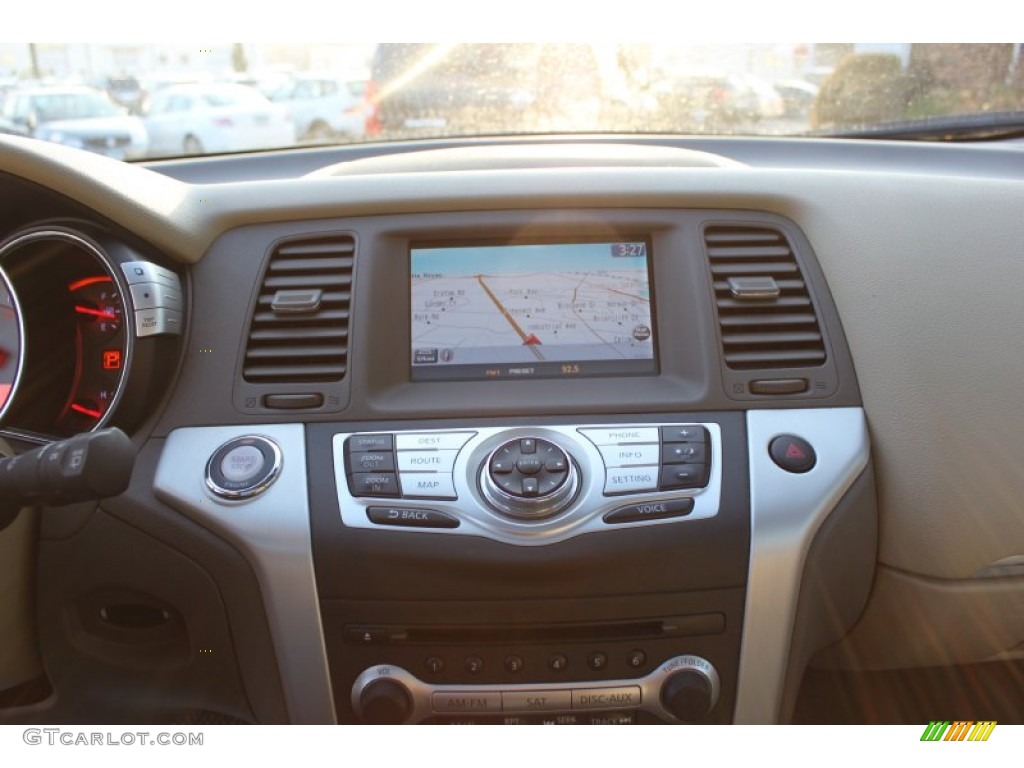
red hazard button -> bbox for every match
[769,435,817,473]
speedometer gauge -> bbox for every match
[0,265,24,421]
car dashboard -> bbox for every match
[0,133,1022,726]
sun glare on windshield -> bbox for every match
[2,43,1022,158]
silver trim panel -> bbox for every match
[153,424,336,724]
[734,407,869,723]
[352,654,720,723]
[332,423,722,546]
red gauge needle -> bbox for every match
[74,305,118,320]
[71,403,103,419]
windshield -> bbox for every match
[2,43,1022,158]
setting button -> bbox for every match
[573,687,641,710]
[603,466,659,495]
[366,506,459,529]
[603,498,695,524]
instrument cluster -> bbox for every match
[0,224,182,444]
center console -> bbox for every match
[153,207,875,725]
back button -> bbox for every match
[367,507,460,529]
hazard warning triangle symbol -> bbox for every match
[785,443,806,460]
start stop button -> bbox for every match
[205,435,282,500]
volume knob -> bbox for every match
[358,678,413,724]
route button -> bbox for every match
[397,450,459,473]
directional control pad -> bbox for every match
[489,438,569,499]
[481,437,579,519]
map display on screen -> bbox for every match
[410,240,656,381]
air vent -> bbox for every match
[242,235,354,383]
[704,225,826,370]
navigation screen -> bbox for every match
[410,240,657,381]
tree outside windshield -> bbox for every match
[1,43,1022,159]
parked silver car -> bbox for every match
[0,86,148,159]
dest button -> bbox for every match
[366,506,460,529]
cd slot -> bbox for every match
[344,612,725,646]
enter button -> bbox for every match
[603,498,695,524]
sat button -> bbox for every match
[768,435,817,473]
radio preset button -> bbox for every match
[548,653,569,672]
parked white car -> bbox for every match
[1,86,148,159]
[269,75,366,142]
[142,83,294,157]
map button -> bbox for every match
[400,472,457,499]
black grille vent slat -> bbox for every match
[243,235,354,384]
[704,225,827,371]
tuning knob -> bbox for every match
[658,656,720,722]
[358,678,413,724]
